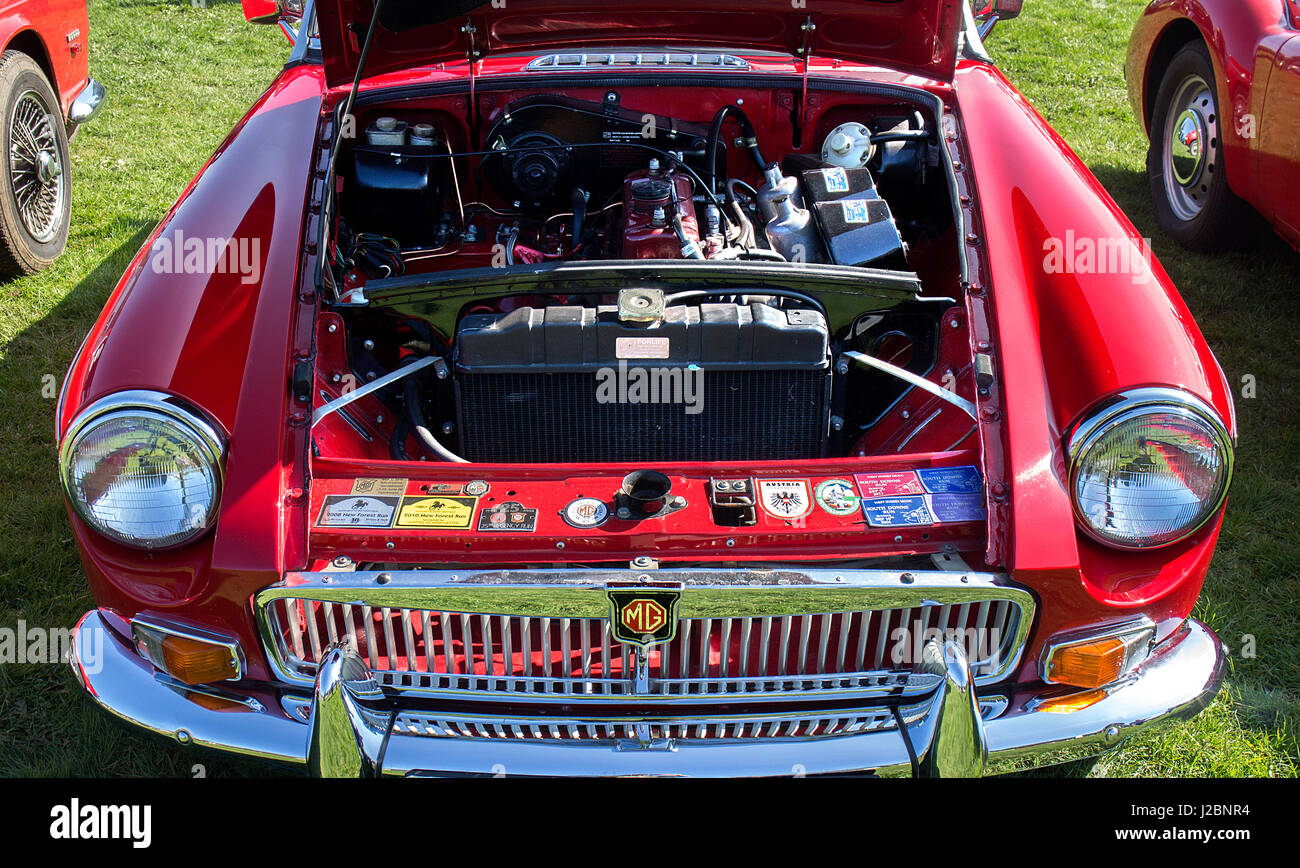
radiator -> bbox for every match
[453,301,831,463]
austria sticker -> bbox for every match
[758,479,813,520]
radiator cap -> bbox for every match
[618,288,665,324]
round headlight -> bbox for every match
[59,391,224,550]
[1068,388,1233,549]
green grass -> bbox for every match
[0,0,1295,776]
[992,0,1300,777]
[0,0,286,777]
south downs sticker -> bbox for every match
[854,470,925,498]
[395,495,478,529]
[916,466,983,494]
[317,495,399,528]
[859,466,986,527]
[860,493,987,527]
[757,479,813,520]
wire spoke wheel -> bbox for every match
[7,90,65,244]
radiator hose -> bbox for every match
[402,364,469,463]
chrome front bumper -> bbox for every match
[69,610,1225,777]
[68,78,106,126]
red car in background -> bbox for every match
[1127,0,1300,250]
[0,0,104,276]
[60,0,1232,777]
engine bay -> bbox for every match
[314,82,977,468]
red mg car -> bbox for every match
[1127,0,1300,250]
[0,0,104,275]
[61,0,1231,777]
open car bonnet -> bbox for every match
[315,0,965,87]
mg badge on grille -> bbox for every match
[606,582,683,651]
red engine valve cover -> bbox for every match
[620,167,699,259]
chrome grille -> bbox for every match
[263,598,1023,698]
[276,696,1010,743]
[393,708,910,741]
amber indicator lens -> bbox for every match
[1045,637,1126,689]
[133,620,242,685]
[159,635,239,684]
[1034,688,1109,714]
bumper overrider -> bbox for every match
[68,567,1226,777]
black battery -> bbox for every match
[801,167,907,269]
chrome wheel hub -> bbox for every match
[36,149,61,185]
[1161,76,1217,222]
[8,90,65,243]
[1170,108,1206,186]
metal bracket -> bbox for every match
[798,16,817,145]
[838,350,978,419]
[462,20,480,140]
[311,355,441,428]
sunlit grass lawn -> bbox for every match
[0,0,1294,776]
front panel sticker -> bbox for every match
[853,470,925,498]
[420,482,465,495]
[563,497,609,528]
[317,495,399,528]
[758,479,813,520]
[861,495,934,527]
[477,501,538,532]
[814,478,860,515]
[859,466,986,527]
[928,492,987,523]
[917,466,983,494]
[350,478,407,497]
[395,495,478,529]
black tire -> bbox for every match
[0,50,71,277]
[1146,41,1258,251]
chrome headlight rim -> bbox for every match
[58,389,226,551]
[1067,386,1234,551]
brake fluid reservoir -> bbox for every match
[820,123,875,169]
